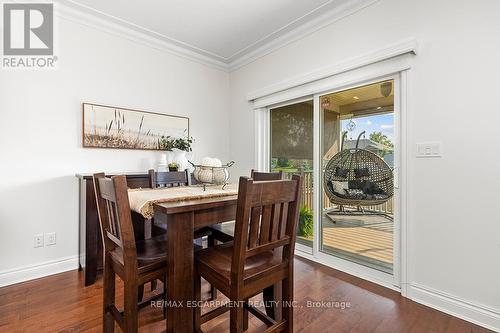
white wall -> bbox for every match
[229,0,500,329]
[0,16,230,279]
[1,0,499,329]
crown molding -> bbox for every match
[13,0,380,72]
[54,0,230,71]
[228,0,381,71]
[7,0,229,70]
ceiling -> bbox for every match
[62,0,376,70]
[322,80,394,115]
[326,80,393,105]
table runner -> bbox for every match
[128,184,238,219]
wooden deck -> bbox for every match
[293,171,395,272]
[298,210,394,273]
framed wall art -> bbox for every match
[82,103,189,150]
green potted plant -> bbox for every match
[171,136,194,172]
[168,162,179,172]
[173,136,194,152]
[298,206,313,238]
[158,135,175,151]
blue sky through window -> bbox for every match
[342,113,394,142]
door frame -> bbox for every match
[254,65,410,294]
[311,73,403,291]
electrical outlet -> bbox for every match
[45,232,56,246]
[34,234,44,248]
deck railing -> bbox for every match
[282,170,393,214]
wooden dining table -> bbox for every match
[152,193,281,332]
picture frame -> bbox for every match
[82,103,189,151]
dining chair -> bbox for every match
[93,173,170,333]
[207,169,284,243]
[148,169,212,243]
[148,169,191,188]
[148,169,216,298]
[194,174,302,333]
[148,169,191,237]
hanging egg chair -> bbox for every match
[323,131,394,208]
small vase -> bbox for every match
[172,148,189,171]
[169,167,178,172]
[158,151,175,172]
[165,151,174,164]
[158,153,167,172]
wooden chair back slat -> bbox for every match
[231,175,302,281]
[99,178,117,201]
[251,169,284,181]
[258,205,272,246]
[104,200,114,236]
[105,200,121,238]
[148,169,189,188]
[270,204,281,242]
[248,207,261,248]
[93,173,137,268]
[279,202,289,239]
[102,182,124,240]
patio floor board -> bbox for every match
[298,211,394,270]
[322,212,394,266]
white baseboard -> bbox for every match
[0,256,79,287]
[409,283,500,332]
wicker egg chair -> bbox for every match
[323,131,394,209]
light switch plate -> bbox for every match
[416,142,442,158]
[45,232,56,246]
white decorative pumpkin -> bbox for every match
[193,157,232,185]
[200,157,214,167]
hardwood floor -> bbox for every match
[0,257,492,333]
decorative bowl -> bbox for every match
[189,161,235,189]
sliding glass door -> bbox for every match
[269,100,314,251]
[319,80,396,274]
[266,78,399,282]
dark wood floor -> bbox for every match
[0,257,492,333]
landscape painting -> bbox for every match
[82,103,189,150]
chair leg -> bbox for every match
[263,282,282,320]
[124,282,139,333]
[207,235,218,301]
[138,285,144,302]
[282,275,293,333]
[209,283,217,301]
[194,271,202,331]
[103,257,115,333]
[263,285,275,319]
[243,298,249,331]
[163,275,167,319]
[230,303,245,333]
